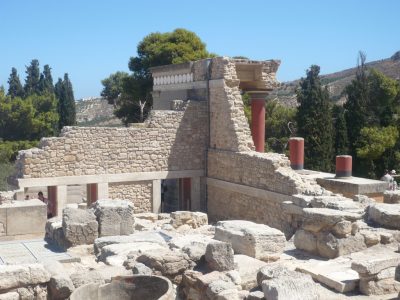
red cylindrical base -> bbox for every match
[251,99,265,152]
[289,137,304,170]
[336,155,352,177]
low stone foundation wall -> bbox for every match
[108,181,152,213]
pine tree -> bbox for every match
[296,65,334,172]
[7,67,24,98]
[56,74,76,130]
[24,59,41,96]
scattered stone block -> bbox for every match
[316,232,366,259]
[70,270,105,288]
[48,275,75,300]
[296,258,359,293]
[136,248,194,283]
[293,229,317,254]
[234,254,267,290]
[247,290,265,300]
[214,220,285,262]
[380,232,394,244]
[369,203,400,229]
[205,240,235,272]
[206,279,237,299]
[259,265,320,300]
[132,262,152,276]
[0,292,19,300]
[384,190,400,204]
[360,230,380,247]
[93,199,135,236]
[170,211,208,229]
[0,264,50,292]
[62,207,98,246]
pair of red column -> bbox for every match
[288,137,352,177]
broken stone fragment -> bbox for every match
[62,207,98,247]
[368,203,400,230]
[170,211,208,229]
[293,229,317,254]
[93,199,135,237]
[205,240,235,272]
[214,220,285,262]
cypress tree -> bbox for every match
[296,65,334,172]
[24,59,41,96]
[42,65,54,94]
[7,67,24,98]
[332,105,349,155]
[56,74,76,130]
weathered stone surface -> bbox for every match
[359,278,400,295]
[214,220,285,261]
[0,292,19,300]
[384,190,400,204]
[360,230,381,247]
[0,264,50,291]
[48,275,75,300]
[380,232,394,244]
[259,265,320,300]
[170,211,208,229]
[310,196,363,213]
[215,289,240,300]
[62,207,98,246]
[206,280,237,299]
[352,254,400,275]
[16,285,48,300]
[332,220,352,238]
[294,229,317,253]
[247,290,265,300]
[93,199,135,237]
[234,254,267,290]
[205,240,235,272]
[99,241,167,264]
[70,270,105,288]
[132,262,153,276]
[302,208,362,232]
[296,258,359,293]
[136,248,194,283]
[94,231,167,255]
[134,212,159,221]
[369,203,400,229]
[316,232,366,259]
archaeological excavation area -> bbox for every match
[1,57,400,299]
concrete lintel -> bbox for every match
[153,81,207,91]
[206,177,293,204]
[18,170,204,189]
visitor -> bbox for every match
[390,170,398,190]
[381,170,394,190]
[38,191,53,218]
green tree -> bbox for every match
[101,71,129,107]
[24,59,41,96]
[112,28,213,125]
[265,100,297,153]
[296,65,334,171]
[332,105,349,156]
[56,74,76,130]
[38,64,54,95]
[7,67,24,98]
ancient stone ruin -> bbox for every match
[1,56,400,299]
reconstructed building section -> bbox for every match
[15,56,325,236]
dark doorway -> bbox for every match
[161,178,191,213]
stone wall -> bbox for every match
[209,57,254,152]
[15,101,208,179]
[108,181,152,213]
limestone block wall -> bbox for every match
[15,101,208,179]
[209,57,255,152]
[108,181,152,213]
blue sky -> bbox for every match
[0,1,399,99]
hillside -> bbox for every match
[267,51,400,107]
[75,97,123,127]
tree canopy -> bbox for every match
[296,65,334,172]
[103,28,214,125]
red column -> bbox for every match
[289,137,304,170]
[249,92,267,152]
[336,155,352,178]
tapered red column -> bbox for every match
[249,92,267,152]
[336,155,352,178]
[289,137,304,170]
